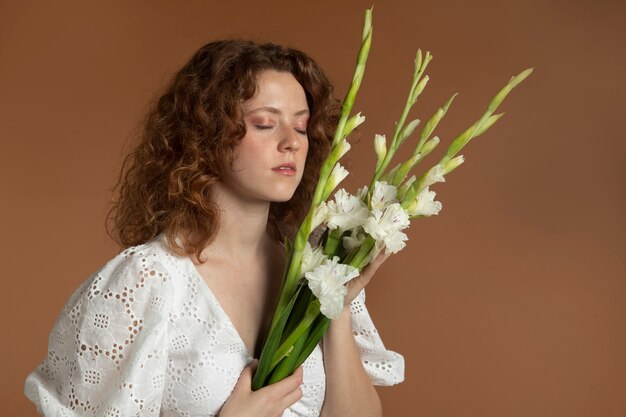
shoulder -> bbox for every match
[25,238,178,414]
[93,235,174,293]
[61,235,185,320]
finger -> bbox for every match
[370,249,390,269]
[346,251,391,303]
[292,366,303,381]
[361,250,390,278]
[247,358,259,373]
[345,276,370,305]
[232,369,251,395]
[263,366,303,397]
[234,359,258,391]
[356,256,383,286]
[278,385,303,411]
[276,369,304,410]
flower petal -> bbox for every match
[305,257,360,319]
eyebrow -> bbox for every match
[246,106,310,117]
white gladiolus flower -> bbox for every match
[337,139,351,160]
[300,241,328,279]
[312,202,330,230]
[364,203,410,254]
[326,189,370,232]
[342,227,366,251]
[370,181,398,211]
[403,175,417,188]
[407,187,442,217]
[330,163,349,184]
[305,256,360,319]
[423,164,446,187]
[325,163,350,196]
[343,112,366,137]
[356,185,369,202]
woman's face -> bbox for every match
[224,70,310,203]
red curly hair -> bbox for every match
[107,40,340,261]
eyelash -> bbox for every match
[255,125,307,135]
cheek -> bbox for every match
[299,141,309,180]
[232,138,265,170]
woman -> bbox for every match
[25,40,404,417]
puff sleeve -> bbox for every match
[349,289,405,386]
[25,246,173,417]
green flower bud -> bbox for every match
[322,163,349,200]
[400,119,420,145]
[374,134,387,166]
[443,155,465,174]
[420,136,440,156]
[343,112,366,138]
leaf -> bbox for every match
[294,314,330,368]
[251,287,301,390]
[267,324,311,384]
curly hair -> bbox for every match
[107,40,341,261]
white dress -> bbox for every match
[25,234,404,416]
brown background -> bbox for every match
[1,0,625,416]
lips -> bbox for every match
[272,162,297,176]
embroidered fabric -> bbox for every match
[25,235,404,416]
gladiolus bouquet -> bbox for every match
[251,8,532,389]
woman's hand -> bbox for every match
[220,360,304,417]
[344,249,392,307]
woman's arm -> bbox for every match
[319,305,382,417]
[24,248,173,416]
[319,251,391,417]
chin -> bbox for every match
[273,185,302,202]
[270,191,297,203]
[264,183,300,203]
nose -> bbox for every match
[278,127,302,153]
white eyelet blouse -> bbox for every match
[25,234,404,416]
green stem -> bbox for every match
[441,68,533,165]
[368,51,431,204]
[348,235,376,271]
[294,314,330,367]
[331,9,373,148]
[282,285,313,340]
[271,9,375,323]
[323,229,342,257]
[270,299,321,370]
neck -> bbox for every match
[197,182,279,263]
